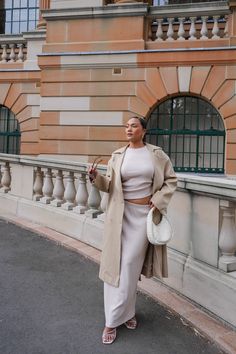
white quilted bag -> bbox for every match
[146,207,173,245]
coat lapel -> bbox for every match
[113,145,127,194]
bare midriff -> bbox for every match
[124,195,152,205]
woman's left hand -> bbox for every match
[149,201,156,209]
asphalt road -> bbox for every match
[0,218,223,354]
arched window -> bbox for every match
[0,0,39,34]
[146,96,225,173]
[0,105,21,154]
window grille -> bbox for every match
[0,105,21,154]
[146,96,225,173]
[0,0,39,34]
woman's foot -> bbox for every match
[124,316,137,330]
[102,327,117,345]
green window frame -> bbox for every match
[146,96,225,173]
[0,105,21,154]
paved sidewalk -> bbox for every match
[0,216,235,354]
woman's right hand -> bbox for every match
[88,167,98,183]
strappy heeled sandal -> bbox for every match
[102,328,117,345]
[124,316,137,330]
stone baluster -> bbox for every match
[0,162,11,193]
[0,167,2,188]
[41,168,53,204]
[51,170,65,207]
[155,19,163,41]
[97,193,109,222]
[189,17,197,40]
[85,184,102,218]
[74,172,89,214]
[1,44,8,62]
[212,16,220,39]
[62,171,76,210]
[9,44,16,62]
[17,44,24,62]
[177,17,186,41]
[200,16,209,40]
[218,200,236,272]
[33,167,43,201]
[224,15,229,38]
[166,18,174,41]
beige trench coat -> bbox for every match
[94,143,177,287]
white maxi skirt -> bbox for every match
[104,200,149,328]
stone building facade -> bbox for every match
[0,0,236,174]
[0,0,236,329]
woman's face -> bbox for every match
[125,118,146,143]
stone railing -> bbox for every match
[0,153,236,273]
[0,154,107,218]
[1,153,236,326]
[0,35,27,63]
[176,173,236,273]
[147,1,230,41]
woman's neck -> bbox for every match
[129,141,145,149]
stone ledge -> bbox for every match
[42,3,148,20]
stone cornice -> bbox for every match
[0,34,26,44]
[38,46,236,68]
[39,46,236,56]
[22,30,46,41]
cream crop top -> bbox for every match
[120,146,154,199]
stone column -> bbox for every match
[38,0,51,29]
[0,162,11,193]
[85,185,102,218]
[228,1,236,37]
[218,200,236,272]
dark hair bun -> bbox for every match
[132,116,147,129]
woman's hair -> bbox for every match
[131,116,147,130]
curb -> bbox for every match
[1,213,236,354]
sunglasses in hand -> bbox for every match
[88,156,103,183]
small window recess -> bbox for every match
[112,68,122,75]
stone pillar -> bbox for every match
[218,200,236,272]
[229,1,236,38]
[74,173,89,214]
[62,171,76,210]
[38,0,51,29]
[33,167,43,201]
[85,185,102,218]
[0,162,11,193]
[97,193,108,222]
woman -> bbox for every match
[88,116,177,344]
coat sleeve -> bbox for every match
[150,153,177,214]
[92,157,112,193]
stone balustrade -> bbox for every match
[33,163,105,218]
[0,153,236,273]
[1,153,236,326]
[0,154,105,218]
[0,36,27,63]
[148,2,230,41]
